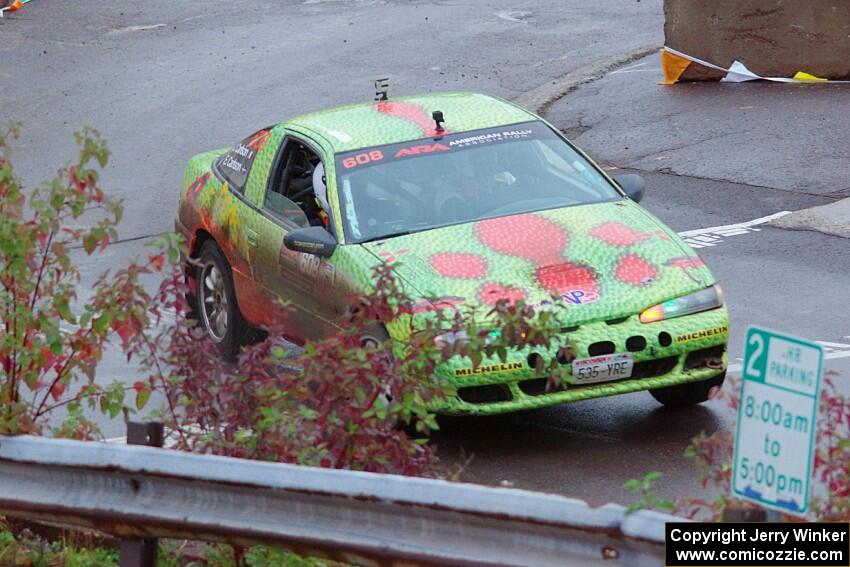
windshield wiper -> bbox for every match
[358,230,413,244]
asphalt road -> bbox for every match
[4,0,849,509]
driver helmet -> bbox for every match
[312,162,330,228]
[312,162,329,209]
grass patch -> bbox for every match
[0,519,341,566]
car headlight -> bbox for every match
[639,285,724,323]
[434,330,469,348]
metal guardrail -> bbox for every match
[0,434,678,566]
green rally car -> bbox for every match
[175,92,728,415]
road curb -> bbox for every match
[512,46,661,116]
[770,197,850,239]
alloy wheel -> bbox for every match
[200,263,228,342]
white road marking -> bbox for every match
[610,62,658,75]
[495,10,532,23]
[677,211,791,249]
[609,69,658,74]
[816,341,850,351]
[610,61,651,74]
[106,24,166,36]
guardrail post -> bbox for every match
[119,421,164,567]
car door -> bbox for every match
[209,127,277,327]
[251,133,339,342]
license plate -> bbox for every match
[571,353,634,384]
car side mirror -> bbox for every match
[613,173,646,203]
[284,226,337,257]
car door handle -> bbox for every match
[246,229,259,247]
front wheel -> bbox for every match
[649,371,725,407]
[359,323,390,349]
[196,240,245,360]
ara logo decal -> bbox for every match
[394,143,450,158]
[561,289,599,305]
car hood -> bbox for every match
[361,200,715,324]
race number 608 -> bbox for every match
[342,150,384,169]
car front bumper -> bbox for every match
[429,306,729,415]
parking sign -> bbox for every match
[732,326,823,516]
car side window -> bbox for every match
[265,191,310,228]
[214,128,272,193]
[265,137,329,230]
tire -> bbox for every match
[649,371,726,407]
[359,325,421,433]
[196,240,246,360]
[183,256,200,324]
[359,323,390,349]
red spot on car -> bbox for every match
[377,248,410,264]
[429,252,488,279]
[614,254,658,286]
[536,263,597,293]
[478,283,527,305]
[666,257,705,268]
[475,214,569,266]
[590,222,651,247]
[666,256,705,283]
[375,101,449,137]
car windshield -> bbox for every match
[335,121,622,243]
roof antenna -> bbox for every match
[374,78,389,102]
[432,110,445,133]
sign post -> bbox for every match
[732,326,823,516]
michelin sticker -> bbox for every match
[455,362,523,377]
[676,325,728,344]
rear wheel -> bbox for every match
[196,240,245,360]
[649,371,725,407]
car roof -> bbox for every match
[282,92,538,154]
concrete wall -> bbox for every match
[665,0,850,79]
